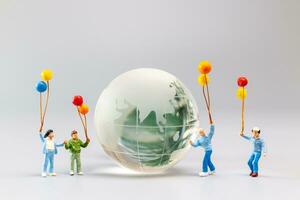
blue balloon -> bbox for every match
[36,81,47,93]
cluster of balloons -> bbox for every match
[197,61,213,124]
[35,70,90,137]
[236,77,248,100]
[72,96,89,114]
[72,95,89,138]
[36,70,53,92]
[236,76,248,132]
[35,69,53,132]
[197,61,211,86]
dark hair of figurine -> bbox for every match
[252,129,261,134]
[71,130,78,136]
[44,129,53,138]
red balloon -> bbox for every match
[72,95,83,106]
[237,77,248,87]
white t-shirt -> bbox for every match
[46,138,55,150]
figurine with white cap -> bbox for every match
[190,60,216,177]
[189,121,215,177]
[240,127,266,177]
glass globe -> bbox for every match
[94,68,199,173]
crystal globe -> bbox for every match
[94,68,199,173]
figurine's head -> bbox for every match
[199,128,206,137]
[71,130,78,139]
[44,129,54,139]
[251,127,261,139]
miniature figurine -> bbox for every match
[240,127,266,177]
[65,130,90,175]
[39,129,65,177]
[190,123,215,177]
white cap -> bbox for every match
[252,127,260,132]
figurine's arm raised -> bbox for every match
[39,132,45,143]
[208,124,215,139]
[241,134,251,141]
[80,138,90,148]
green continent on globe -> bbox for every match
[114,81,197,167]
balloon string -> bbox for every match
[205,75,211,108]
[241,87,245,132]
[40,81,50,131]
[203,75,213,124]
[202,84,213,124]
[207,88,213,124]
[39,93,43,132]
[84,114,88,139]
[77,107,86,137]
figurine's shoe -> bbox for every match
[198,172,209,177]
[49,172,57,176]
[209,170,215,175]
[70,171,74,176]
[78,172,84,175]
[249,172,254,176]
[41,172,47,177]
[251,173,258,177]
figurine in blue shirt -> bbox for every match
[190,123,215,177]
[39,129,66,177]
[240,127,266,177]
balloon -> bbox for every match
[72,95,83,106]
[41,69,53,81]
[197,74,210,86]
[236,87,247,100]
[79,104,89,115]
[198,61,212,74]
[36,81,48,93]
[237,76,248,87]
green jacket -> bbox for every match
[65,139,89,154]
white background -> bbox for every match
[1,0,299,199]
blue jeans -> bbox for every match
[202,150,215,173]
[248,152,261,173]
[43,151,55,173]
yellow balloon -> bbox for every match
[41,69,53,81]
[197,74,210,86]
[79,104,89,115]
[236,87,247,100]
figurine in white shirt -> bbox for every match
[39,129,65,177]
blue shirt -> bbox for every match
[191,125,215,151]
[242,135,265,153]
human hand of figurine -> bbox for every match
[189,140,193,145]
[86,137,91,143]
[64,140,68,144]
[240,131,244,136]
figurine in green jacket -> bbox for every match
[65,130,90,175]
